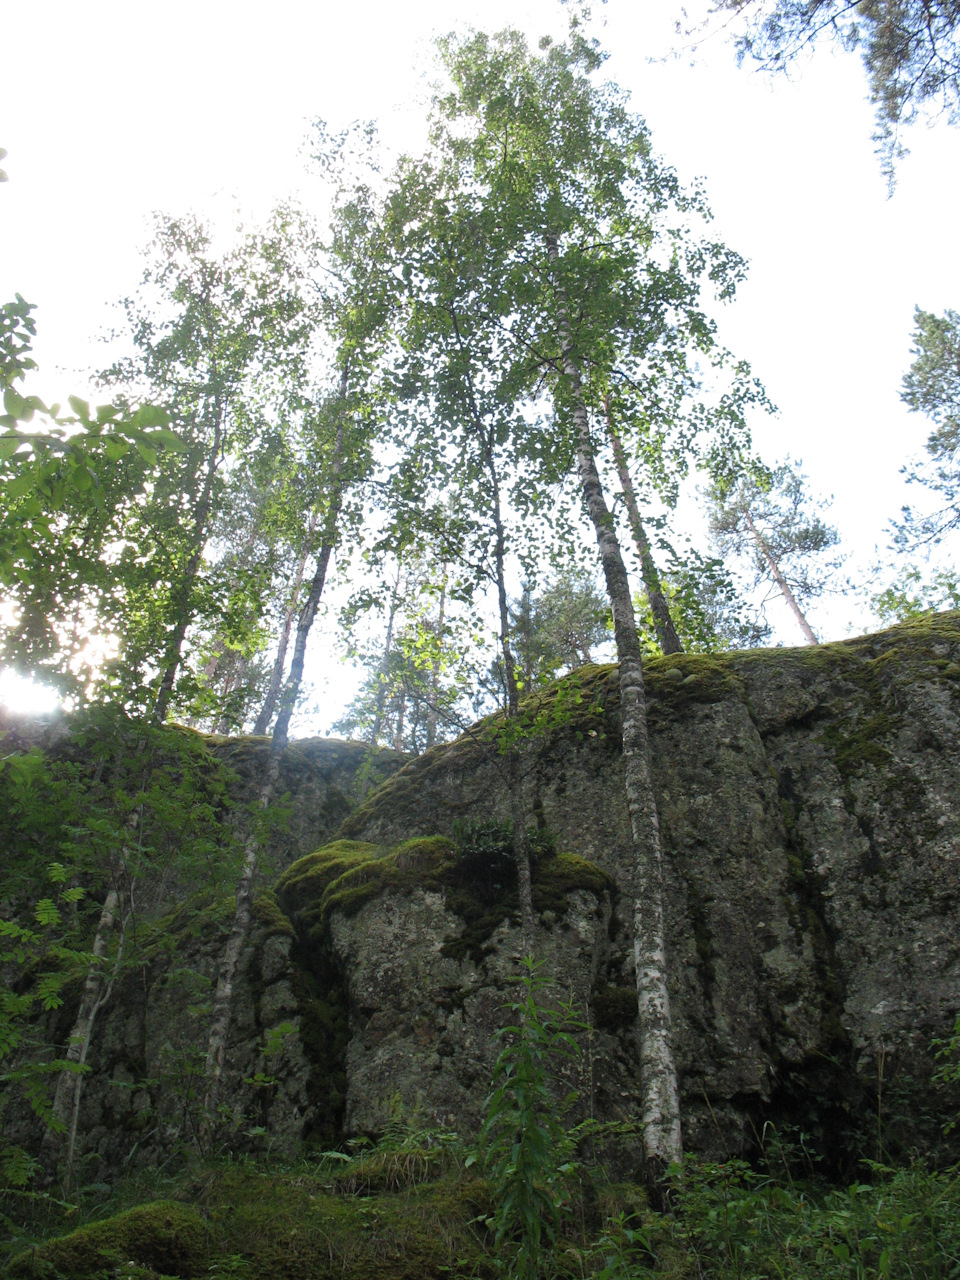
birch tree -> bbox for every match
[97,210,320,721]
[706,460,843,644]
[201,175,396,1125]
[403,25,763,1196]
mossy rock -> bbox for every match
[330,1146,443,1195]
[250,889,296,939]
[4,1200,210,1279]
[645,653,743,717]
[196,1164,494,1280]
[592,985,638,1033]
[277,834,614,965]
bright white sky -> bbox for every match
[3,0,960,726]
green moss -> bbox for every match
[330,1147,443,1195]
[645,653,742,716]
[251,889,295,939]
[821,712,896,775]
[320,836,456,923]
[277,835,612,968]
[275,841,380,945]
[533,853,615,916]
[592,986,637,1032]
[4,1200,210,1279]
[193,1164,493,1280]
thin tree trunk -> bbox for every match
[271,392,347,751]
[215,655,248,735]
[154,414,225,724]
[201,758,279,1129]
[203,378,348,1128]
[371,564,402,747]
[426,575,446,750]
[40,884,122,1185]
[394,685,406,754]
[62,904,129,1195]
[603,395,683,656]
[449,306,534,950]
[548,234,682,1200]
[744,510,818,644]
[252,517,317,736]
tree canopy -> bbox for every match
[703,0,960,178]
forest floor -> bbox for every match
[4,1140,960,1279]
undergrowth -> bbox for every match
[4,1141,959,1279]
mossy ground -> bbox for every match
[8,1154,960,1280]
[2,1159,499,1280]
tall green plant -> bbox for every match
[480,958,584,1280]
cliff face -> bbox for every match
[318,614,960,1168]
[7,616,960,1180]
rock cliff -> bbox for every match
[7,615,960,1181]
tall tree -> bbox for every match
[402,25,762,1193]
[97,209,320,721]
[706,459,844,644]
[510,573,612,689]
[202,170,396,1124]
[896,305,960,545]
[603,393,683,655]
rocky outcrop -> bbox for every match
[7,616,960,1181]
[320,614,960,1169]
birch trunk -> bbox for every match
[603,396,683,656]
[204,384,348,1127]
[61,906,128,1195]
[202,757,280,1127]
[271,392,347,750]
[425,576,446,750]
[252,517,317,736]
[40,886,122,1185]
[744,510,819,644]
[371,566,402,746]
[547,236,682,1197]
[154,410,225,724]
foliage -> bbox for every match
[895,306,960,550]
[706,457,844,636]
[91,209,322,719]
[334,549,478,752]
[872,563,960,623]
[0,714,244,1230]
[933,1014,960,1133]
[634,548,771,655]
[478,957,585,1280]
[0,295,177,693]
[700,0,960,181]
[510,574,612,693]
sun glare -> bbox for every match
[0,669,62,717]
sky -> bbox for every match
[3,0,960,725]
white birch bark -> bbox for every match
[41,886,121,1185]
[547,236,682,1192]
[203,378,348,1128]
[61,906,128,1194]
[202,758,280,1128]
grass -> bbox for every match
[5,1142,960,1280]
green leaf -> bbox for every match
[105,436,130,461]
